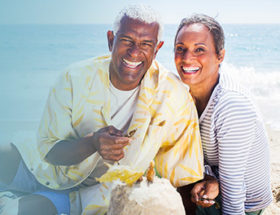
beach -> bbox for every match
[0,24,280,213]
[263,126,280,214]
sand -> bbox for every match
[262,126,280,214]
[107,177,185,215]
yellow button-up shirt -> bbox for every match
[15,55,203,192]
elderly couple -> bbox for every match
[0,4,272,215]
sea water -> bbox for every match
[0,24,280,143]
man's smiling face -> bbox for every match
[107,16,163,90]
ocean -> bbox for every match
[1,24,280,143]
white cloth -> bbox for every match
[109,82,139,133]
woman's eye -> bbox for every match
[195,47,205,53]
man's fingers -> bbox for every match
[101,151,124,161]
[99,134,130,145]
[100,141,129,151]
[107,126,123,136]
[100,147,124,155]
[96,127,130,161]
[110,152,125,161]
[110,148,124,155]
[99,143,126,161]
[108,142,129,150]
[115,137,131,144]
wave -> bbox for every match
[222,62,280,130]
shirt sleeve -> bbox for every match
[155,91,204,187]
[215,92,256,214]
[37,69,77,159]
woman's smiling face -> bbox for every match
[174,23,224,88]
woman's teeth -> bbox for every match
[182,66,199,74]
[123,58,142,68]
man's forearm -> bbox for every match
[45,133,97,166]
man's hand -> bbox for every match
[191,176,219,208]
[92,126,130,161]
[46,125,130,165]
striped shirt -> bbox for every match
[200,69,272,214]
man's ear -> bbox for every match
[153,41,164,59]
[107,31,114,52]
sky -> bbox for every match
[0,0,279,25]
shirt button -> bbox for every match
[46,182,50,185]
[30,168,34,171]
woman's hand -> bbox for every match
[191,175,219,208]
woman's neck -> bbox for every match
[190,75,219,117]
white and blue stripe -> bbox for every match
[200,70,272,214]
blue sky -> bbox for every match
[0,0,279,24]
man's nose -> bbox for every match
[128,44,141,57]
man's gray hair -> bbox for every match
[113,4,163,42]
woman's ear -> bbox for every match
[218,49,225,63]
[107,31,114,52]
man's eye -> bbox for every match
[175,46,184,53]
[120,39,133,45]
[141,42,152,48]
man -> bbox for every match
[0,5,203,214]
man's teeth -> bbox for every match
[182,67,199,73]
[123,59,142,68]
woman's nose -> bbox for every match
[183,50,195,62]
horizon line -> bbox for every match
[1,22,280,25]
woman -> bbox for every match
[174,14,272,214]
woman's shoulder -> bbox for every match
[217,70,254,105]
[212,71,259,119]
